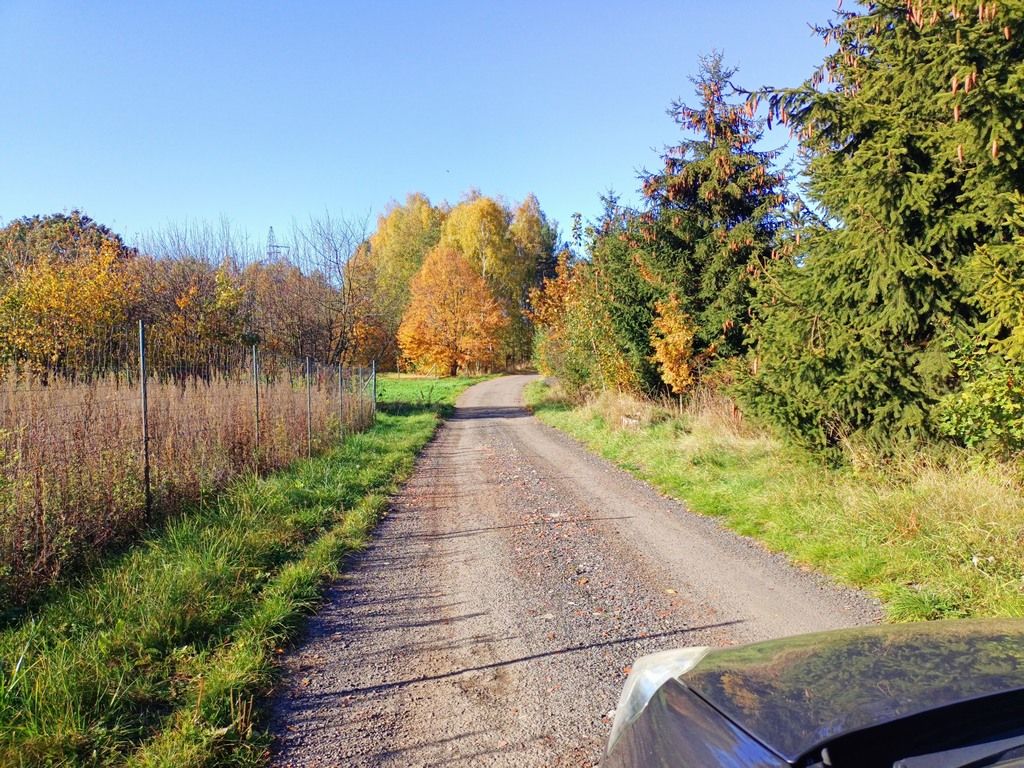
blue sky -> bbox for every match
[0,1,833,248]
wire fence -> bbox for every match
[0,321,376,609]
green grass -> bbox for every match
[0,374,484,768]
[525,381,1024,623]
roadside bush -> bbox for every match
[936,348,1024,457]
[582,389,669,431]
[530,255,645,401]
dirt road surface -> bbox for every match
[269,375,880,767]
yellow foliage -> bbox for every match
[527,252,573,350]
[439,194,514,280]
[155,263,246,349]
[529,254,642,395]
[368,193,446,320]
[439,193,547,362]
[398,247,508,376]
[650,294,697,394]
[509,194,551,275]
[0,239,137,369]
[350,316,394,367]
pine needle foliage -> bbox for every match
[588,199,661,391]
[741,0,1024,449]
[635,52,786,364]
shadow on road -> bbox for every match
[378,515,636,543]
[319,621,742,699]
[449,405,530,421]
[377,403,530,420]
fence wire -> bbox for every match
[0,321,376,608]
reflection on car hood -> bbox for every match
[681,619,1024,764]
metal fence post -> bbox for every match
[338,362,344,439]
[305,356,313,458]
[138,319,152,518]
[371,359,377,422]
[252,343,260,459]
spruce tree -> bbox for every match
[742,1,1024,448]
[634,52,786,366]
[589,197,661,391]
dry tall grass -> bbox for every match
[580,388,667,430]
[582,386,757,439]
[0,360,374,608]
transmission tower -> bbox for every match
[266,226,289,260]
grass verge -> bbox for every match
[0,374,484,767]
[525,381,1024,622]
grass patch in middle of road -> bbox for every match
[0,375,484,768]
[525,381,1024,622]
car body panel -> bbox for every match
[602,676,787,768]
[680,619,1024,763]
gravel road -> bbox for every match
[269,375,881,767]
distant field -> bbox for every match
[525,381,1024,623]
[0,374,485,768]
[375,372,486,409]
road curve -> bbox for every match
[269,375,881,767]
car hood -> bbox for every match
[680,619,1024,764]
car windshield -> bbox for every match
[893,733,1024,768]
[799,689,1024,768]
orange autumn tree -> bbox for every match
[398,247,507,376]
[649,293,697,395]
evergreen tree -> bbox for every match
[589,197,661,391]
[634,52,785,368]
[937,196,1024,453]
[742,1,1024,448]
[529,196,658,396]
[531,56,786,397]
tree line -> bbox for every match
[5,1,1020,456]
[530,1,1024,456]
[0,191,557,378]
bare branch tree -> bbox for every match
[288,211,374,364]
